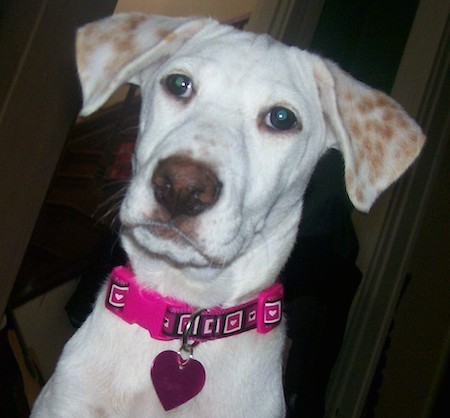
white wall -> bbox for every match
[115,0,256,21]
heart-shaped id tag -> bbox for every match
[151,350,206,411]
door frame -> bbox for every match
[0,0,117,316]
[252,0,450,416]
[326,1,450,416]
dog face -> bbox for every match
[120,33,330,271]
[76,13,425,291]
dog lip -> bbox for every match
[123,222,223,267]
[149,221,187,241]
[126,220,191,243]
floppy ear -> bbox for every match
[76,13,211,116]
[312,57,425,212]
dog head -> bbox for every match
[76,13,424,301]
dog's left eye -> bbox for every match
[165,74,193,98]
[265,107,299,131]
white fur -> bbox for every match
[31,13,424,417]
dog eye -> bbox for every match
[165,74,193,98]
[265,106,299,131]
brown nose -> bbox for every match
[151,156,222,217]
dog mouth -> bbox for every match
[119,154,247,269]
[122,220,223,268]
[143,220,202,250]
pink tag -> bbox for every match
[151,350,206,411]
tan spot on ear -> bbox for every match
[355,187,365,204]
[360,137,375,169]
[344,91,354,102]
[401,137,418,160]
[408,130,423,144]
[377,122,394,141]
[357,146,366,166]
[394,112,409,129]
[345,172,354,190]
[103,22,146,76]
[113,35,135,54]
[358,95,376,113]
[157,28,177,42]
[368,141,385,182]
[365,119,394,142]
[77,49,88,73]
[354,157,361,175]
[82,24,99,42]
[350,119,363,139]
[382,110,395,123]
[77,26,101,71]
[104,43,137,78]
[157,28,170,38]
[111,16,147,54]
[122,14,147,32]
[365,119,377,132]
[374,140,386,158]
[375,94,395,110]
[394,144,409,163]
[358,134,385,184]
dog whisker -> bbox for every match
[93,182,129,230]
[118,125,139,135]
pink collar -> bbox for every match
[105,266,283,341]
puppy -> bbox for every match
[31,13,425,417]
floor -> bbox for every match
[8,278,79,414]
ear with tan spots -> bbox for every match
[312,57,425,212]
[76,13,212,116]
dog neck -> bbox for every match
[105,265,283,341]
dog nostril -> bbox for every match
[151,156,222,217]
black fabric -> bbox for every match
[65,233,126,328]
[283,149,362,417]
[0,318,30,418]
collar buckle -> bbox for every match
[106,266,173,340]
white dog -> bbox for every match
[31,13,425,417]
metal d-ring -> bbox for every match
[177,308,204,367]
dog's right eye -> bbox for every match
[165,74,193,98]
[265,106,299,131]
